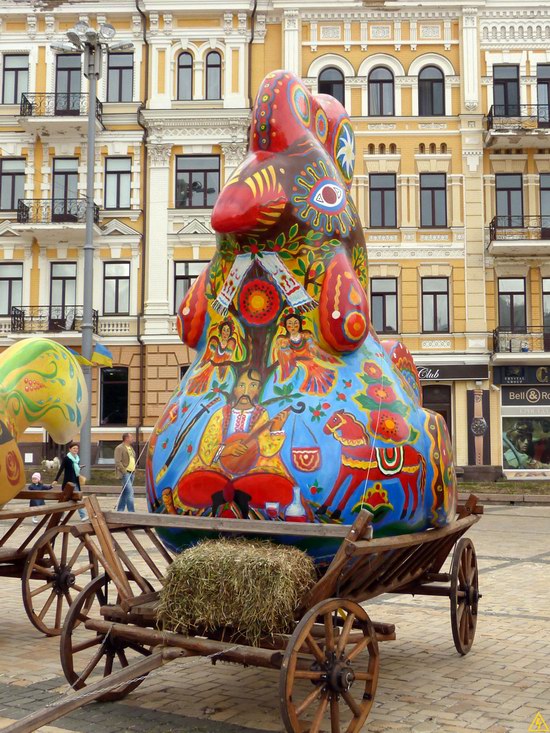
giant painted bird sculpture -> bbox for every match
[0,338,88,506]
[147,70,457,563]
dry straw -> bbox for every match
[158,537,317,645]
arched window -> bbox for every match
[318,67,345,106]
[429,143,437,154]
[368,143,375,154]
[177,52,193,100]
[389,143,397,154]
[419,143,426,154]
[418,66,445,116]
[379,143,386,154]
[440,142,447,153]
[368,66,394,116]
[205,51,221,100]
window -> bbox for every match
[55,55,81,114]
[52,158,78,220]
[104,262,130,315]
[177,52,193,100]
[543,279,550,332]
[0,158,25,211]
[318,67,345,106]
[498,278,526,333]
[493,65,519,116]
[2,55,28,104]
[205,51,221,100]
[541,174,550,234]
[420,174,447,228]
[100,367,128,425]
[371,278,397,334]
[50,262,76,330]
[422,277,449,333]
[495,174,523,227]
[418,66,445,116]
[174,261,208,312]
[368,67,394,116]
[175,156,219,209]
[0,263,22,316]
[537,65,550,126]
[104,157,131,209]
[107,53,133,102]
[369,174,396,228]
[97,441,119,465]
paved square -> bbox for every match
[0,500,548,733]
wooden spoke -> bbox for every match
[280,598,379,733]
[22,527,98,636]
[60,573,152,703]
[330,695,340,733]
[336,612,355,658]
[450,538,480,655]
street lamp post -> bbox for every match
[52,23,133,477]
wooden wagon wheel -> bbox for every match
[280,598,379,733]
[22,526,98,636]
[450,537,480,655]
[61,573,153,702]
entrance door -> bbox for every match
[537,64,550,128]
[52,158,78,221]
[50,262,76,331]
[422,384,452,436]
[55,55,81,115]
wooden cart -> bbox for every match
[5,494,482,733]
[0,484,97,636]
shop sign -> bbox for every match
[417,364,488,381]
[502,386,550,406]
[493,365,550,386]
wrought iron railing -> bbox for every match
[16,198,99,225]
[20,93,103,122]
[10,306,99,335]
[493,327,550,353]
[488,216,550,242]
[487,104,550,130]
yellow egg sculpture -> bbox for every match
[0,338,88,505]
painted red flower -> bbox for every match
[369,410,409,442]
[366,384,397,403]
[322,402,330,409]
[363,362,383,380]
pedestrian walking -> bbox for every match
[114,433,136,512]
[28,471,52,523]
[52,442,89,520]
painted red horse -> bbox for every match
[319,410,427,521]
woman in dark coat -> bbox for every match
[52,442,88,520]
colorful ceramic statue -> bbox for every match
[0,338,88,506]
[147,70,457,563]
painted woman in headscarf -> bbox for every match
[186,318,245,395]
[272,311,341,395]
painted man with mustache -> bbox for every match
[174,368,294,517]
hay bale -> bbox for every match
[157,538,317,645]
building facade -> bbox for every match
[0,0,549,477]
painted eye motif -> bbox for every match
[310,182,345,211]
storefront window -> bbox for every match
[502,417,550,469]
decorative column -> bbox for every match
[220,141,249,182]
[283,10,301,76]
[143,143,172,336]
[461,7,480,113]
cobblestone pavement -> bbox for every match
[0,499,548,733]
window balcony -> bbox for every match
[10,306,99,338]
[492,327,550,363]
[14,198,100,245]
[18,93,103,136]
[485,105,550,148]
[487,216,550,255]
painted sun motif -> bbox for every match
[291,158,356,235]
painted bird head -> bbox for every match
[211,70,363,253]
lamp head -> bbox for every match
[66,31,83,48]
[109,41,134,52]
[99,23,116,40]
[51,43,79,53]
[73,21,90,35]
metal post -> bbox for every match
[79,45,98,479]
